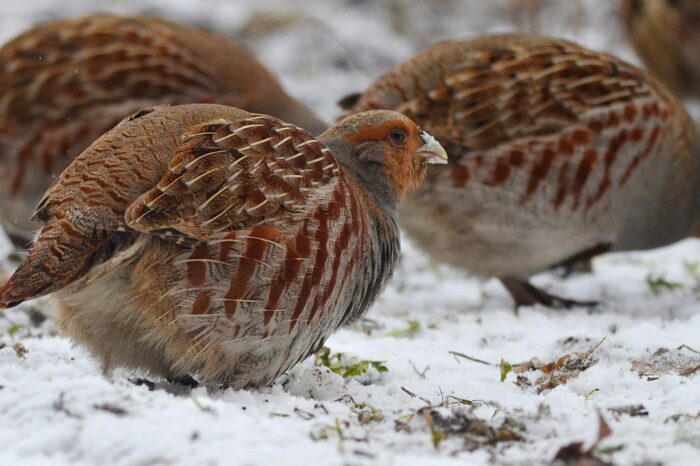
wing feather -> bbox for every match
[125,114,340,241]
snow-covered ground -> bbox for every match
[1,1,699,465]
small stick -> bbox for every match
[400,386,432,405]
[678,344,700,355]
[448,351,494,366]
[681,364,700,376]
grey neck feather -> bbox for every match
[318,136,401,327]
[319,137,400,218]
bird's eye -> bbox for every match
[389,129,406,144]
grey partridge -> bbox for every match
[0,14,326,245]
[0,103,447,387]
[340,33,700,308]
[621,0,700,99]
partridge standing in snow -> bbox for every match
[621,0,700,99]
[341,33,700,307]
[0,14,326,245]
[0,104,447,387]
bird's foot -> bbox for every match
[129,375,199,393]
[167,375,200,388]
[500,277,598,310]
[129,377,156,391]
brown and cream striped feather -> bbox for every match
[343,33,700,282]
[0,14,326,243]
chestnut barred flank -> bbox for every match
[343,33,700,308]
[0,104,445,387]
[0,14,326,245]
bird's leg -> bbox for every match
[553,242,611,278]
[557,258,593,277]
[500,276,598,310]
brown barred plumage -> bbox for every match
[0,14,326,245]
[0,104,446,387]
[622,0,700,99]
[341,33,700,307]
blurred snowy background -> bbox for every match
[0,1,699,465]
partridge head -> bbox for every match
[0,103,445,387]
[342,33,700,308]
[0,14,326,245]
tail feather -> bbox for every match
[0,219,107,308]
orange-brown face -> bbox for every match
[340,111,447,198]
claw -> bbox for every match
[500,276,598,310]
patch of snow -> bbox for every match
[0,1,699,465]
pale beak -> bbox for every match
[417,131,448,164]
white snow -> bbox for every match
[0,1,699,465]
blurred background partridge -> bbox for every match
[341,33,700,308]
[0,14,326,246]
[0,104,446,386]
[621,0,700,100]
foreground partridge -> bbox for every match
[0,14,326,245]
[341,33,700,307]
[0,104,447,387]
[621,0,700,99]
